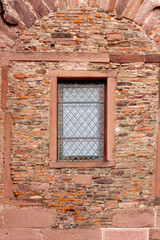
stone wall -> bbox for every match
[5,59,158,229]
[0,0,160,239]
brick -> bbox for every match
[4,208,56,228]
[1,34,15,47]
[14,74,25,79]
[58,0,68,10]
[149,229,160,240]
[43,229,101,240]
[129,0,145,20]
[113,208,154,228]
[88,0,99,7]
[134,0,154,24]
[27,0,49,17]
[0,21,17,41]
[30,182,50,191]
[69,0,78,8]
[106,33,122,41]
[99,0,109,10]
[0,41,6,48]
[74,175,92,185]
[43,0,57,11]
[115,0,130,15]
[105,201,117,209]
[3,14,19,25]
[94,178,114,184]
[107,0,117,11]
[51,33,73,38]
[103,229,148,240]
[118,41,131,47]
[14,0,36,27]
[0,229,42,240]
[111,170,124,176]
[123,0,144,19]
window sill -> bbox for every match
[49,160,115,168]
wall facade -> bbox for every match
[0,0,160,239]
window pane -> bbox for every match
[58,80,105,161]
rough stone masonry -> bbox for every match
[0,0,160,239]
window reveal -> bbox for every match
[58,80,105,161]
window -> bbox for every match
[58,79,105,161]
[49,71,115,168]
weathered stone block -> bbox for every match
[51,33,73,38]
[4,208,56,228]
[149,229,160,240]
[155,209,160,228]
[103,229,148,240]
[14,0,36,27]
[0,229,42,240]
[27,0,49,17]
[74,175,92,185]
[44,0,57,11]
[113,208,154,228]
[43,229,101,240]
[94,178,114,184]
[106,33,122,41]
[115,0,130,15]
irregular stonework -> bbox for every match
[13,11,158,54]
[5,59,158,228]
[0,0,160,236]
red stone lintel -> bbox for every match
[1,52,110,65]
[1,52,160,65]
[110,54,145,63]
[145,54,160,63]
[110,54,160,63]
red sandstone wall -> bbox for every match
[0,0,160,239]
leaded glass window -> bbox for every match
[58,79,105,161]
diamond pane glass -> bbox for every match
[58,80,105,161]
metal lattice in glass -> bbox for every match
[58,79,105,161]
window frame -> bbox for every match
[49,70,115,168]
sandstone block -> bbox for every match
[113,208,154,228]
[27,0,49,17]
[69,0,78,8]
[51,33,73,38]
[44,0,57,11]
[106,33,122,41]
[103,229,148,240]
[14,0,36,27]
[74,175,92,185]
[43,229,101,240]
[4,208,56,228]
[155,209,160,228]
[149,229,160,240]
[115,0,130,15]
[0,229,42,240]
[94,178,114,184]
